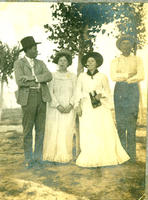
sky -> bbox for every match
[0,2,147,108]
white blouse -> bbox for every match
[75,72,113,109]
[110,55,144,83]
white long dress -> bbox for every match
[75,72,130,167]
[43,71,76,163]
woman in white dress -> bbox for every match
[75,52,130,168]
[43,50,76,163]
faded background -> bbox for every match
[0,2,147,109]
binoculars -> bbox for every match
[89,91,102,108]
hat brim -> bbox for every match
[53,52,72,66]
[19,42,41,52]
[116,35,135,50]
[81,52,103,68]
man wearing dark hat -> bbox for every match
[110,35,144,162]
[14,36,52,168]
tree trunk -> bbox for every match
[134,42,137,56]
[77,51,84,76]
[77,25,89,76]
[0,79,4,121]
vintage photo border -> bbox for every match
[0,0,147,199]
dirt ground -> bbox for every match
[0,108,146,200]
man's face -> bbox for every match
[26,45,38,59]
[119,40,133,54]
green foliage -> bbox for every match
[44,3,117,58]
[112,3,146,50]
[45,3,146,58]
[0,42,20,83]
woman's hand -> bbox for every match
[95,93,102,101]
[56,105,65,113]
[75,105,82,117]
[64,104,73,113]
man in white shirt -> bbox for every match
[110,35,144,162]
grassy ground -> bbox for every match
[0,108,146,200]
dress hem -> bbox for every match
[76,157,130,168]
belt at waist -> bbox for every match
[30,86,40,89]
[29,87,41,92]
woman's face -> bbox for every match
[58,56,68,71]
[86,57,97,71]
[119,40,133,55]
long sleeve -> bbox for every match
[99,74,113,109]
[110,58,128,82]
[102,75,112,97]
[69,75,77,106]
[127,56,144,83]
[48,75,59,108]
[110,56,144,83]
[14,60,38,87]
[35,61,52,83]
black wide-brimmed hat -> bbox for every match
[116,34,135,50]
[20,36,41,52]
[53,49,72,66]
[81,52,103,68]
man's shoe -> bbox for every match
[34,160,44,169]
[25,160,34,169]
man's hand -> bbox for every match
[57,105,65,113]
[64,104,73,113]
[21,76,35,83]
[126,78,135,84]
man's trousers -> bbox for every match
[21,89,46,162]
[114,82,139,161]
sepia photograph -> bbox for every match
[0,2,147,200]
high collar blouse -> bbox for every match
[48,71,77,108]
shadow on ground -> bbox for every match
[0,108,146,200]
